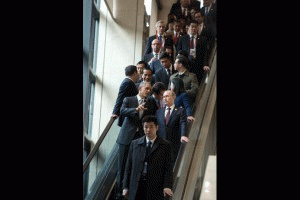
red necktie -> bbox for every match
[165,107,171,125]
[174,33,178,45]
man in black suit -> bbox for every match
[115,82,158,199]
[143,39,163,73]
[144,20,174,56]
[122,115,173,200]
[154,52,176,89]
[135,66,156,88]
[112,65,139,126]
[148,82,166,110]
[201,0,217,70]
[176,20,208,83]
[169,0,192,20]
[156,90,189,167]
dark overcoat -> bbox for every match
[123,136,173,200]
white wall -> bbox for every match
[149,0,158,36]
[91,0,146,142]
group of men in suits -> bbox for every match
[142,0,216,86]
[109,1,217,199]
[112,64,191,199]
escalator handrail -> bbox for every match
[83,117,116,173]
[172,41,217,180]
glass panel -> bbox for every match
[84,118,121,198]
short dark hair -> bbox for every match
[177,50,189,58]
[170,77,185,95]
[142,115,158,126]
[159,52,171,60]
[176,55,189,68]
[188,19,199,26]
[125,65,137,76]
[137,60,148,68]
[152,82,166,95]
[143,66,153,74]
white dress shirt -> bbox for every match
[164,104,175,118]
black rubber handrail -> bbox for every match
[83,117,116,173]
[172,41,217,181]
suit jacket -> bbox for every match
[112,78,139,127]
[123,136,173,200]
[173,31,185,48]
[169,71,199,99]
[154,67,176,89]
[156,106,187,161]
[175,92,192,116]
[149,59,163,74]
[176,34,206,80]
[168,2,192,20]
[143,52,156,64]
[144,35,174,56]
[200,3,217,39]
[176,34,204,62]
[116,96,158,145]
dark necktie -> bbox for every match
[190,35,194,49]
[165,107,171,125]
[145,141,152,159]
[158,35,162,44]
[167,68,171,77]
[142,141,152,176]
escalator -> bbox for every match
[83,44,217,200]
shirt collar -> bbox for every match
[146,135,157,145]
[126,77,134,82]
[189,34,197,38]
[178,70,187,75]
[137,94,144,102]
[166,104,175,110]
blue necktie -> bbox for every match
[158,35,162,44]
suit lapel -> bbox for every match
[137,136,147,161]
[150,137,160,154]
[167,106,178,126]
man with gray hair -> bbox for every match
[143,20,174,56]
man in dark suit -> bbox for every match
[144,20,174,56]
[201,0,217,69]
[156,90,189,167]
[112,65,139,127]
[135,66,155,88]
[122,115,173,200]
[154,52,176,89]
[176,20,208,83]
[169,0,192,21]
[115,82,158,199]
[143,39,162,66]
[148,82,166,110]
[173,19,185,49]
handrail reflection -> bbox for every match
[83,117,116,173]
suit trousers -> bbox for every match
[116,143,131,195]
[135,177,148,199]
[116,130,144,195]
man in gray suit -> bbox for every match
[115,82,157,199]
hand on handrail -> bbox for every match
[203,66,210,72]
[187,116,195,123]
[111,114,119,119]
